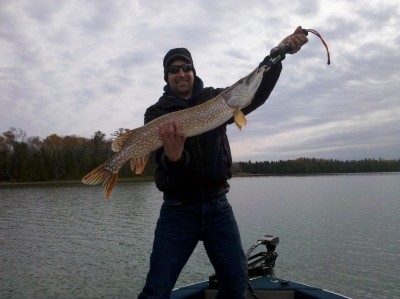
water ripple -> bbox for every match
[1,174,399,299]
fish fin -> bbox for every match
[82,163,118,199]
[234,109,247,130]
[130,154,149,174]
[111,129,136,152]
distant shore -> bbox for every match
[0,176,155,186]
[2,172,399,187]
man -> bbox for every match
[138,26,308,299]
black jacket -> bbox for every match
[144,56,282,199]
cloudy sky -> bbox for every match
[1,0,399,161]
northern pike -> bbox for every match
[82,63,270,199]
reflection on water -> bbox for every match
[1,174,399,299]
[1,182,161,298]
[229,175,400,299]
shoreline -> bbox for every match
[0,176,155,187]
[1,172,399,187]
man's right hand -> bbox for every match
[158,120,187,162]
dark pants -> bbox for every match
[138,194,247,299]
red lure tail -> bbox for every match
[307,29,331,65]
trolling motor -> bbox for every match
[246,235,279,279]
[208,234,280,289]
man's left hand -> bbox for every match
[278,26,309,54]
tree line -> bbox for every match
[232,158,400,175]
[0,127,156,183]
[1,128,399,183]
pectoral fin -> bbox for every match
[130,154,150,174]
[234,109,247,130]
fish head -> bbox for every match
[223,65,266,109]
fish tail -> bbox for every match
[82,164,118,199]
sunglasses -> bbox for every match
[166,63,194,74]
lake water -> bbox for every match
[0,174,399,299]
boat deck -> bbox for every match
[171,276,348,299]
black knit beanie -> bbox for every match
[163,48,196,82]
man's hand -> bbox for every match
[278,26,308,54]
[158,120,187,162]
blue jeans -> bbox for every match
[137,194,247,299]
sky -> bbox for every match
[1,0,399,162]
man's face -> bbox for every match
[167,60,194,99]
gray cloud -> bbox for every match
[1,0,399,161]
